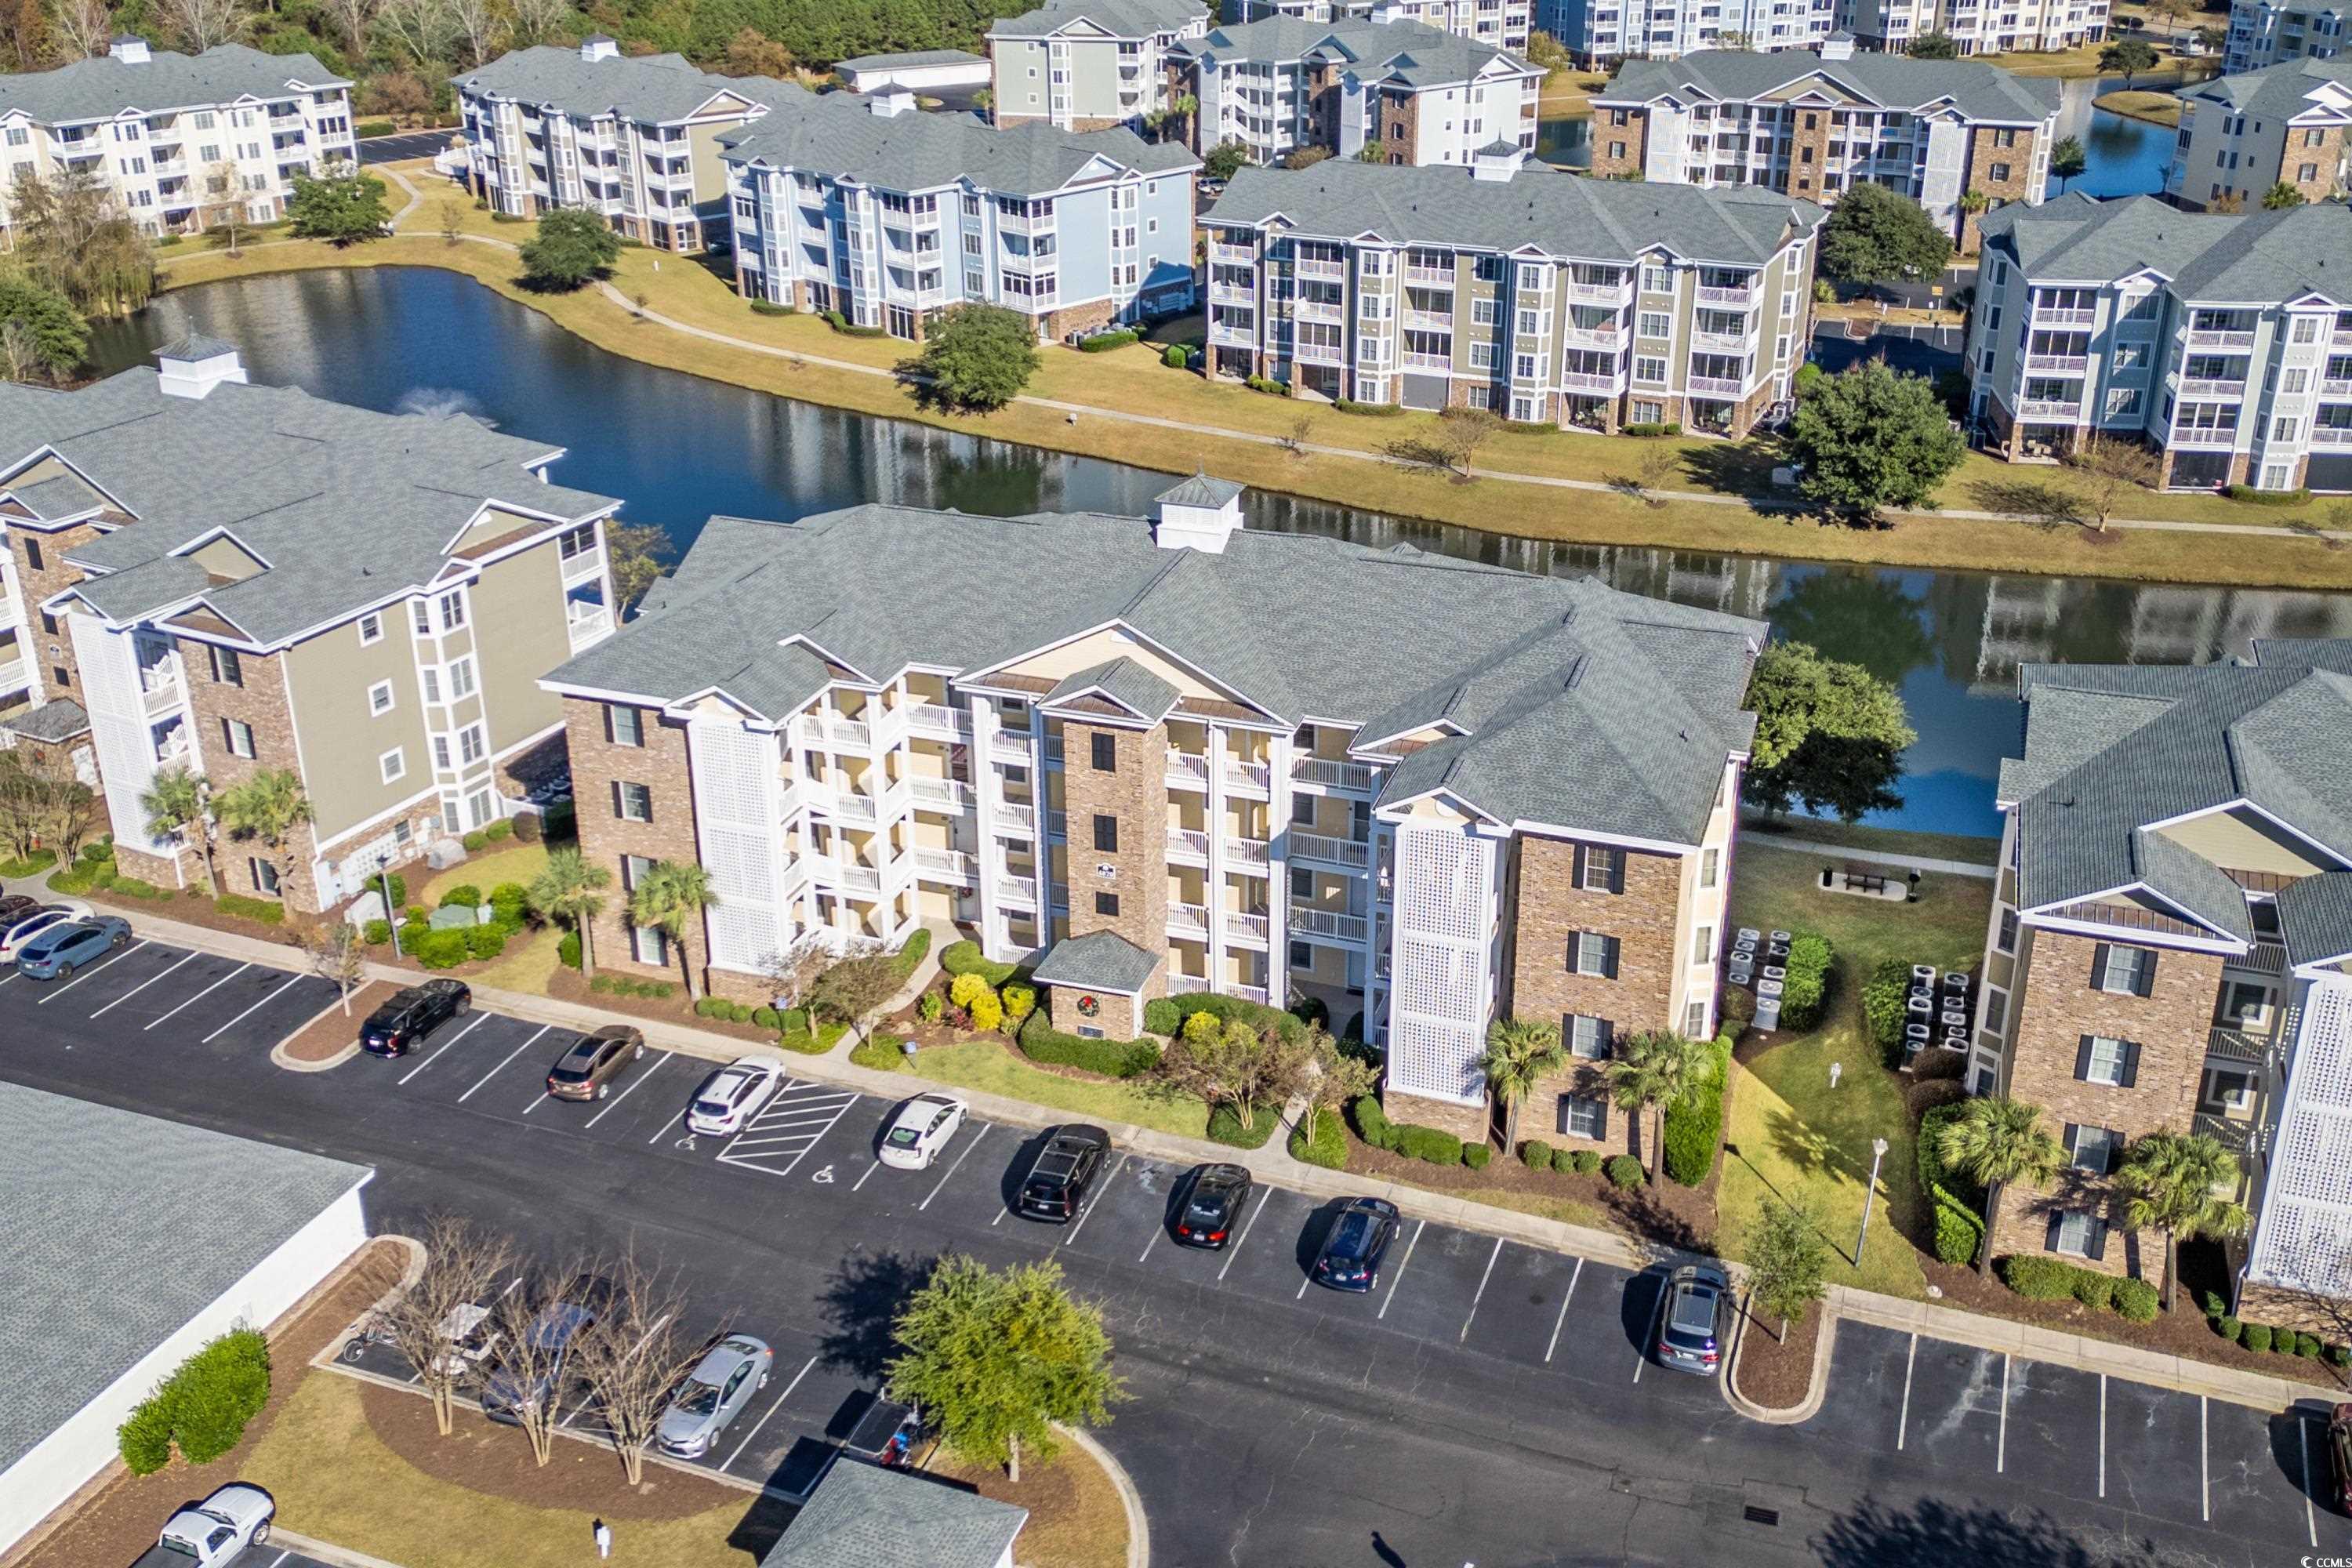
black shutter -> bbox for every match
[610,780,623,820]
[1555,1094,1573,1136]
[602,704,615,744]
[1610,851,1626,895]
[2074,1036,2095,1080]
[2085,1218,2109,1261]
[1571,844,1586,889]
[2062,1123,2081,1162]
[2104,1135,2124,1176]
[639,786,652,826]
[1603,936,1621,979]
[2045,1211,2063,1251]
[1566,932,1582,972]
[2090,942,2112,992]
[2133,952,2157,997]
[2119,1040,2140,1089]
[1597,1018,1615,1058]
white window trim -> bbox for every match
[358,612,384,646]
[380,747,406,783]
[368,680,395,716]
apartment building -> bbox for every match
[1836,0,2109,54]
[2226,0,2348,71]
[0,37,354,244]
[0,340,622,913]
[1229,0,1535,49]
[1172,16,1542,165]
[543,479,1756,1148]
[1200,147,1820,434]
[723,89,1198,340]
[1536,0,1835,67]
[987,0,1214,130]
[2165,56,2351,211]
[1593,40,2058,251]
[456,38,804,252]
[1966,194,2352,493]
[1973,641,2352,1323]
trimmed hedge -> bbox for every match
[437,883,482,910]
[1777,931,1835,1029]
[462,924,506,962]
[1078,328,1140,352]
[2115,1279,2160,1323]
[1603,1154,1644,1189]
[1206,1103,1282,1149]
[1333,397,1405,417]
[2244,1323,2274,1353]
[2001,1255,2078,1301]
[1621,421,1682,437]
[750,299,793,316]
[1343,1095,1461,1165]
[1917,1102,1987,1266]
[354,118,396,138]
[1349,1094,1392,1149]
[415,929,468,969]
[118,1328,270,1473]
[1861,956,1911,1065]
[1661,1033,1733,1186]
[1244,373,1291,396]
[363,919,394,946]
[1462,1142,1492,1170]
[2000,1254,2164,1325]
[1291,1107,1347,1168]
[939,938,1019,987]
[590,973,673,998]
[215,893,286,925]
[1567,1148,1602,1175]
[1162,343,1189,368]
[824,309,888,338]
[2223,483,2312,506]
[558,931,583,970]
[1520,1138,1554,1171]
[1142,992,1306,1044]
[485,819,514,844]
[1016,1009,1160,1078]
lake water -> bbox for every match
[88,267,2352,842]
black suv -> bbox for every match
[1018,1124,1112,1223]
[360,979,472,1058]
[1310,1197,1401,1293]
[1174,1163,1254,1249]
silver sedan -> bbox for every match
[657,1334,773,1457]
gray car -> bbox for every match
[657,1334,773,1457]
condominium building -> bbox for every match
[723,89,1198,340]
[455,38,804,252]
[1230,0,1535,49]
[1171,16,1543,165]
[2225,0,2348,71]
[1835,0,2108,55]
[1973,640,2352,1323]
[0,340,622,913]
[0,37,354,243]
[1535,0,1835,67]
[1593,40,2058,252]
[543,479,1757,1150]
[2165,56,2351,212]
[1965,194,2352,493]
[1200,147,1821,434]
[987,0,1214,130]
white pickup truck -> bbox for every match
[132,1485,274,1568]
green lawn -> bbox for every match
[901,1040,1211,1138]
[419,842,551,905]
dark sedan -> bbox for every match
[1310,1197,1401,1293]
[1174,1163,1254,1249]
[360,978,472,1058]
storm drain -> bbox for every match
[1742,1505,1781,1528]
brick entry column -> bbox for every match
[1058,718,1171,1003]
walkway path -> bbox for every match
[1737,834,1999,880]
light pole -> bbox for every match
[378,854,403,959]
[1856,1136,1889,1266]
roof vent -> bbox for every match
[868,83,916,118]
[109,34,151,64]
[1471,138,1524,182]
[154,336,246,401]
[581,34,619,61]
[1819,32,1857,60]
[1150,470,1247,553]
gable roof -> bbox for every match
[2180,53,2352,122]
[1598,45,2059,123]
[1980,191,2352,303]
[989,0,1205,40]
[1043,655,1183,724]
[720,88,1196,192]
[456,45,809,122]
[1174,16,1534,88]
[0,42,347,124]
[760,1460,1026,1568]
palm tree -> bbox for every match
[213,768,313,906]
[528,848,613,980]
[1479,1017,1567,1152]
[139,766,217,897]
[2118,1131,2252,1312]
[1605,1030,1715,1185]
[1936,1096,2063,1278]
[627,859,716,1002]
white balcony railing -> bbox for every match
[988,730,1032,763]
[909,775,973,812]
[1168,826,1210,862]
[0,656,28,695]
[1225,836,1270,869]
[2187,328,2256,350]
[2321,379,2352,399]
[913,847,974,882]
[1559,325,1624,350]
[1687,374,1746,397]
[1291,755,1374,792]
[560,548,604,586]
[2024,354,2090,373]
[824,789,878,826]
[1289,830,1371,869]
[907,702,969,739]
[994,875,1037,909]
[825,858,882,896]
[2311,426,2352,446]
[1167,902,1209,938]
[139,663,183,717]
[1695,282,1759,306]
[566,604,613,646]
[1290,903,1368,942]
[1223,758,1272,794]
[1166,750,1209,788]
[1226,982,1270,1004]
[1170,972,1210,996]
[993,799,1036,836]
[2033,307,2096,326]
[1561,369,1625,393]
[1568,278,1632,304]
[2020,398,2084,419]
[2176,376,2245,397]
[804,712,870,750]
[1224,911,1270,945]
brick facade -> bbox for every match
[1962,127,2038,254]
[2277,124,2347,204]
[1590,109,1646,180]
[1377,91,1420,162]
[563,695,706,989]
[9,521,104,701]
[1057,718,1170,1000]
[1045,298,1120,342]
[1047,983,1144,1039]
[1785,107,1833,201]
[179,641,332,913]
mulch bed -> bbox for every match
[1733,1298,1822,1412]
[276,981,396,1062]
[929,1444,1127,1568]
[542,967,780,1044]
[16,1239,408,1568]
[1340,1128,1721,1254]
[80,883,303,946]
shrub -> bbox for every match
[465,919,509,957]
[2296,1331,2325,1358]
[488,883,530,932]
[2201,1290,2229,1319]
[1861,956,1912,1064]
[2223,483,2312,506]
[1016,1010,1160,1077]
[1462,1142,1492,1170]
[119,1328,270,1472]
[1290,1107,1348,1168]
[1661,1033,1732,1186]
[118,1396,175,1474]
[824,309,887,338]
[849,1033,907,1070]
[1932,1199,1984,1267]
[405,905,426,924]
[940,938,1018,986]
[398,919,430,952]
[968,989,1004,1033]
[2330,1344,2351,1368]
[1793,361,1825,398]
[1333,397,1406,417]
[1079,328,1139,351]
[1290,994,1330,1028]
[1206,1103,1282,1149]
[1567,1149,1602,1175]
[588,974,673,998]
[1918,1101,1987,1265]
[1603,1154,1644,1190]
[1000,983,1037,1027]
[949,971,993,1011]
[2071,1271,2115,1312]
[485,819,514,842]
[695,996,728,1018]
[1621,421,1682,437]
[415,930,468,968]
[1243,373,1291,396]
[750,299,793,316]
[1349,1094,1396,1152]
[1776,931,1835,1029]
[558,930,583,970]
[437,883,482,910]
[363,919,394,946]
[753,1005,781,1029]
[1394,1123,1463,1165]
[916,990,944,1024]
[2276,1327,2302,1356]
[1521,1138,1554,1171]
[2215,1315,2241,1342]
[355,118,395,137]
[1163,343,1189,368]
[490,209,524,223]
[2243,1323,2274,1353]
[1142,993,1307,1044]
[886,926,932,982]
[215,893,285,925]
[2000,1255,2078,1301]
[461,830,488,851]
[108,876,169,901]
[512,811,543,844]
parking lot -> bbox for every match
[5,925,2343,1566]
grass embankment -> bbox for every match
[2094,89,2186,127]
[899,1038,1213,1138]
[147,166,2352,592]
[1714,844,1993,1301]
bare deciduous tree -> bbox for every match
[50,0,114,61]
[572,1258,717,1484]
[2067,434,2163,533]
[322,0,380,58]
[506,0,568,47]
[446,0,506,68]
[760,931,834,1011]
[2,321,42,385]
[201,160,250,253]
[306,920,370,1014]
[376,0,461,70]
[364,1215,517,1436]
[158,0,246,52]
[488,1258,590,1465]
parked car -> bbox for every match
[1310,1198,1400,1292]
[2330,1402,2352,1514]
[684,1056,786,1135]
[657,1334,775,1457]
[0,892,37,928]
[878,1093,969,1170]
[1654,1263,1732,1377]
[481,1287,603,1425]
[1174,1163,1254,1249]
[0,900,93,963]
[132,1483,274,1568]
[1017,1123,1112,1222]
[544,1024,645,1102]
[14,915,129,980]
[359,978,472,1058]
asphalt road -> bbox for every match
[6,930,2343,1568]
[358,132,454,165]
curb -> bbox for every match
[308,1233,427,1372]
[271,989,368,1074]
[1722,1290,1836,1426]
[1059,1424,1150,1568]
[270,1529,410,1568]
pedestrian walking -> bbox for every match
[593,1519,612,1559]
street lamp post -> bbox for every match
[1857,1136,1890,1266]
[379,854,403,959]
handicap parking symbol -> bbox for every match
[811,1164,836,1185]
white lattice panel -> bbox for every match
[691,721,777,829]
[1397,826,1490,942]
[702,825,776,904]
[688,720,789,973]
[706,902,773,972]
[2249,978,2352,1297]
[71,617,175,858]
[1385,824,1497,1104]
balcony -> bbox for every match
[560,547,605,586]
[1166,750,1209,789]
[994,875,1037,909]
[1167,826,1210,862]
[823,789,879,826]
[1291,755,1374,793]
[2176,376,2245,397]
[1567,277,1633,305]
[0,655,27,695]
[2322,379,2352,398]
[2033,307,2096,327]
[2020,398,2083,419]
[1223,911,1270,946]
[1210,241,1257,264]
[1289,830,1371,870]
[1559,325,1623,350]
[807,712,872,750]
[1294,256,1345,280]
[1290,903,1368,942]
[988,730,1033,763]
[2186,328,2256,350]
[993,799,1036,836]
[913,846,974,883]
[1225,836,1270,870]
[1209,278,1256,304]
[2170,422,2238,448]
[138,661,183,717]
[1695,281,1759,306]
[1294,297,1344,324]
[1167,902,1209,938]
[908,702,969,739]
[1690,328,1753,354]
[1223,758,1271,795]
[1687,374,1746,397]
[909,775,973,812]
[565,604,612,648]
[1561,369,1626,394]
[2024,354,2090,373]
[2190,1112,2256,1158]
[2313,426,2352,447]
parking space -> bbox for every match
[2207,1399,2325,1550]
[1461,1244,1585,1366]
[1069,1155,1185,1266]
[2002,1359,2104,1500]
[5,934,343,1057]
[2103,1377,2210,1527]
[1371,1223,1487,1342]
[1811,1322,1911,1453]
[718,1080,863,1178]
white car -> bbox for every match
[878,1093,970,1170]
[684,1056,785,1136]
[136,1483,273,1567]
[428,1300,505,1380]
[0,900,93,963]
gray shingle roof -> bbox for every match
[3,365,619,644]
[0,1082,370,1475]
[989,0,1205,40]
[1203,158,1824,267]
[2181,54,2352,120]
[547,503,1765,844]
[1174,16,1532,89]
[1,696,89,742]
[1154,472,1243,509]
[455,45,809,122]
[156,333,241,362]
[2280,871,2352,967]
[1032,929,1163,993]
[1044,655,1182,722]
[7,470,107,523]
[835,49,989,71]
[761,1460,1026,1568]
[0,42,347,124]
[721,89,1197,193]
[1598,45,2060,123]
[1980,191,2352,304]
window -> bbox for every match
[1691,925,1713,965]
[222,717,256,759]
[2065,1123,2122,1174]
[249,858,281,896]
[1634,355,1668,384]
[1997,908,2018,953]
[2094,943,2154,996]
[1092,814,1119,852]
[2049,1210,2107,1261]
[368,681,394,716]
[1095,891,1120,916]
[1557,1094,1606,1140]
[622,853,655,891]
[2220,980,2272,1026]
[459,724,485,764]
[1980,988,2005,1036]
[1579,845,1621,891]
[2200,1067,2256,1115]
[1566,1014,1612,1058]
[432,735,451,770]
[209,645,244,686]
[1684,1000,1708,1038]
[438,589,466,631]
[2294,315,2322,343]
[607,704,644,747]
[1091,731,1116,771]
[448,657,476,701]
[1570,931,1616,978]
[421,666,441,705]
[2077,1033,2136,1088]
[21,537,40,571]
[632,924,669,966]
[615,781,653,822]
[380,747,406,783]
[1700,848,1719,889]
[1988,162,2012,183]
[358,612,383,645]
[1638,311,1671,339]
[1290,938,1313,968]
[412,599,431,636]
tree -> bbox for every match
[322,0,379,57]
[214,769,314,908]
[447,0,506,67]
[160,0,245,51]
[1282,146,1333,170]
[1748,1196,1830,1341]
[1935,1096,2063,1278]
[2209,189,2245,214]
[201,160,252,256]
[1958,187,1991,217]
[721,25,793,76]
[1479,1016,1566,1151]
[2118,1132,2252,1312]
[1606,1030,1714,1185]
[627,858,715,1001]
[506,0,571,49]
[2100,38,2158,85]
[2147,0,2193,33]
[1817,181,1954,286]
[9,168,155,315]
[1156,1014,1319,1134]
[0,272,89,383]
[50,0,111,60]
[289,165,392,245]
[361,1214,515,1437]
[909,303,1038,412]
[807,947,906,1038]
[2067,434,2161,532]
[1715,28,1755,49]
[1907,30,1958,57]
[572,1257,712,1483]
[527,848,612,979]
[306,920,370,1014]
[1382,405,1500,478]
[1786,358,1966,524]
[604,520,670,616]
[2048,136,2086,191]
[1356,140,1386,163]
[2195,24,2227,53]
[887,1255,1123,1483]
[487,1259,583,1465]
[2262,180,2307,210]
[376,0,463,71]
[519,209,622,292]
[1301,1033,1379,1142]
[1203,139,1250,181]
[1740,639,1917,822]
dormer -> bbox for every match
[110,34,151,64]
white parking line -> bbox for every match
[1634,1281,1663,1384]
[1374,1219,1425,1321]
[37,938,148,1003]
[89,949,201,1018]
[263,1552,290,1568]
[717,1083,861,1178]
[2097,1374,2107,1498]
[2303,1413,2320,1548]
[1896,1332,1918,1450]
[1062,1154,1127,1246]
[1544,1258,1585,1364]
[854,1159,883,1192]
[723,1353,816,1471]
[521,1086,554,1114]
[1996,1353,2011,1473]
[584,1051,671,1128]
[1458,1237,1504,1343]
[143,961,250,1031]
[397,1014,488,1084]
[1218,1187,1271,1283]
[2200,1396,2210,1522]
[201,971,307,1043]
[457,1025,550,1103]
